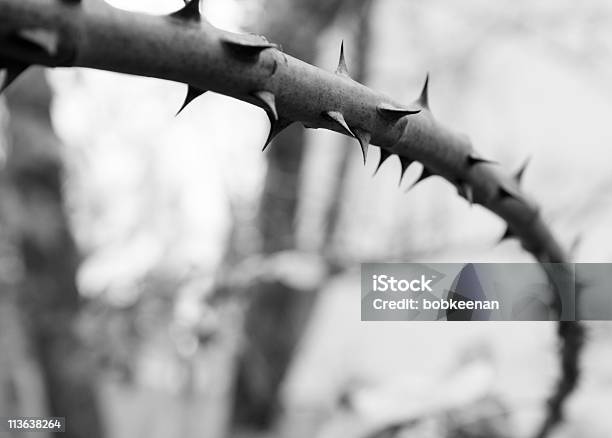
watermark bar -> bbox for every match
[1,417,65,433]
[361,263,612,321]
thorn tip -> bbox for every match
[176,85,206,116]
[499,227,516,242]
[459,182,474,204]
[514,157,531,184]
[374,148,392,176]
[353,128,371,165]
[335,40,350,77]
[0,63,29,93]
[399,156,414,186]
[406,165,434,190]
[263,118,293,150]
[418,73,430,109]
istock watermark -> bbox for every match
[359,263,610,321]
[371,274,434,292]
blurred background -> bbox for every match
[1,0,612,437]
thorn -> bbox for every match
[0,63,29,93]
[398,156,413,186]
[570,234,582,256]
[418,73,429,109]
[514,157,531,184]
[263,118,293,151]
[499,227,516,242]
[458,182,474,204]
[221,36,277,61]
[176,85,206,116]
[170,0,201,20]
[377,103,421,120]
[373,148,392,175]
[353,129,371,165]
[16,28,60,56]
[253,90,278,122]
[407,166,434,190]
[322,111,354,137]
[335,40,350,77]
[498,185,517,200]
[467,154,497,166]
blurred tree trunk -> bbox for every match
[230,1,332,427]
[0,291,50,438]
[230,1,374,433]
[257,0,348,253]
[323,0,374,254]
[1,68,103,438]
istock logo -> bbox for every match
[371,274,434,292]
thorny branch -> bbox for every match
[0,0,584,436]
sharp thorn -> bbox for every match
[467,154,497,166]
[176,85,206,116]
[418,72,430,109]
[459,182,474,204]
[263,118,293,151]
[514,157,531,184]
[16,28,60,56]
[0,64,29,93]
[417,166,434,182]
[253,90,278,122]
[406,166,434,191]
[399,156,413,186]
[353,128,371,165]
[335,40,350,77]
[170,0,201,20]
[499,226,516,242]
[377,103,421,120]
[498,185,517,200]
[373,148,392,175]
[322,111,354,137]
[570,234,582,256]
[466,185,474,204]
[221,36,277,61]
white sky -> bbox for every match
[105,0,245,30]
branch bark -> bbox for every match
[0,1,584,436]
